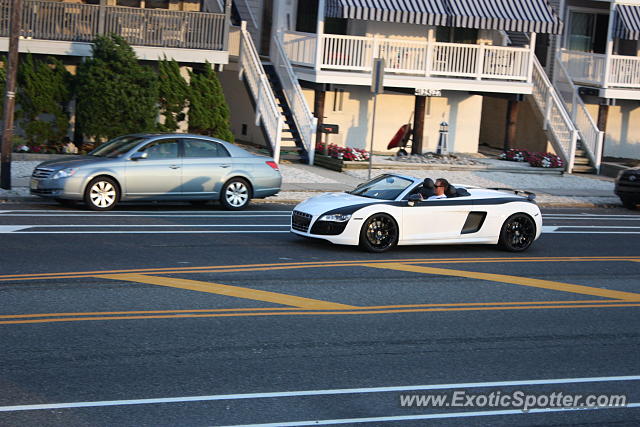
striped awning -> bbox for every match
[325,0,450,26]
[615,4,640,40]
[326,0,562,34]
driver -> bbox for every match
[428,178,449,200]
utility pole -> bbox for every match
[1,0,23,189]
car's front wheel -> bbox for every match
[84,177,120,211]
[498,213,536,252]
[360,213,399,253]
[621,197,638,210]
[220,178,251,210]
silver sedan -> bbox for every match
[30,134,282,210]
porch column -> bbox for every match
[597,101,610,160]
[314,87,326,147]
[315,0,326,72]
[527,32,537,82]
[603,2,616,88]
[412,95,426,154]
[503,98,521,152]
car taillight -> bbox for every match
[266,161,279,171]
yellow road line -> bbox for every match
[364,263,640,301]
[96,274,355,310]
[1,256,639,281]
[2,303,640,325]
[0,299,630,320]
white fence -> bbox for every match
[238,26,283,162]
[531,58,578,173]
[273,33,318,165]
[283,31,531,81]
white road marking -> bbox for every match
[0,375,638,412]
[0,226,30,233]
[222,404,640,427]
[8,225,290,228]
[0,214,291,218]
[0,210,292,214]
[0,231,291,234]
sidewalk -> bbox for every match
[0,156,621,208]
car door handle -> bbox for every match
[170,165,180,169]
[220,164,231,168]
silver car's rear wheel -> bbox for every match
[84,177,119,211]
[221,178,251,210]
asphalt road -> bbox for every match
[0,202,639,426]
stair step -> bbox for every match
[573,157,590,165]
[281,137,298,142]
[574,149,586,157]
[572,165,596,174]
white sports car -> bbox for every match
[291,174,542,252]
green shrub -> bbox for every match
[188,62,234,142]
[157,57,188,132]
[76,35,158,142]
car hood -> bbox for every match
[35,156,117,170]
[293,192,381,216]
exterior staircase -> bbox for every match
[505,31,602,174]
[263,63,308,162]
[232,0,261,49]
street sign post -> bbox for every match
[369,59,385,180]
[319,123,339,155]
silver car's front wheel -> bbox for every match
[84,177,119,211]
[221,178,251,210]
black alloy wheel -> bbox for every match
[360,213,399,253]
[498,213,536,252]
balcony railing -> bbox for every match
[0,0,227,50]
[561,49,640,89]
[282,31,532,82]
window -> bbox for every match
[183,139,230,158]
[567,11,608,53]
[436,27,478,44]
[139,139,179,160]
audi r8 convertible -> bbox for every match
[291,174,542,252]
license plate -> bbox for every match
[30,178,38,190]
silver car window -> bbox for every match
[90,136,148,158]
[183,139,230,158]
[139,139,179,160]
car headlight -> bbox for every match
[319,213,352,222]
[51,168,77,179]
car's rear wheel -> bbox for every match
[360,213,398,253]
[220,178,251,210]
[84,177,119,211]
[498,213,536,252]
[621,197,638,210]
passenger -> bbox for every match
[419,178,435,199]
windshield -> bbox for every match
[89,136,148,158]
[349,175,414,200]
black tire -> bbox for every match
[84,176,120,211]
[55,198,77,208]
[498,213,536,252]
[359,213,399,253]
[621,197,638,210]
[220,178,252,210]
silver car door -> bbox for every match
[180,138,231,197]
[401,198,472,242]
[125,139,181,197]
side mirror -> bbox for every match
[130,151,148,161]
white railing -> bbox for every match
[553,55,603,172]
[283,31,531,81]
[531,58,578,173]
[561,49,640,89]
[273,32,318,165]
[282,31,317,66]
[610,55,640,88]
[560,50,606,86]
[5,0,228,50]
[238,25,283,162]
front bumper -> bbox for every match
[29,176,84,200]
[290,210,361,245]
